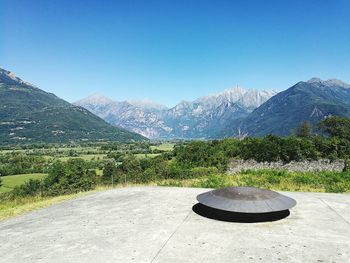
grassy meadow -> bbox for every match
[0,173,47,193]
[157,169,350,193]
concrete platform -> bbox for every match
[0,186,349,263]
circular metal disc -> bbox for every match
[197,187,296,213]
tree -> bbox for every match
[102,161,117,185]
[318,116,350,140]
[43,159,97,196]
[296,122,312,138]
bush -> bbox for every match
[101,161,117,184]
[9,159,98,198]
[51,159,97,195]
[198,174,227,188]
[325,183,348,193]
[12,179,42,197]
[190,167,218,178]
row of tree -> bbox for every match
[100,117,350,185]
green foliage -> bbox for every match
[174,140,233,171]
[12,179,42,197]
[198,174,227,188]
[173,134,344,167]
[101,161,117,184]
[318,116,350,140]
[0,152,48,176]
[296,122,312,138]
[0,173,46,193]
[190,167,219,178]
[49,159,97,195]
[0,83,145,145]
[8,159,97,198]
[176,169,350,193]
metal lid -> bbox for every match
[197,187,296,213]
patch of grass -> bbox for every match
[150,143,174,152]
[2,169,349,222]
[134,153,161,159]
[0,190,96,221]
[56,154,107,161]
[0,184,157,221]
[0,173,47,193]
[157,170,350,193]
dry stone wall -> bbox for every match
[228,159,345,174]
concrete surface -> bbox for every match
[0,186,349,263]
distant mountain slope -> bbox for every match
[228,78,350,137]
[75,87,276,139]
[0,68,145,144]
[75,95,171,139]
[164,87,276,139]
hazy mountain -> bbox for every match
[75,95,172,139]
[127,99,169,112]
[76,86,276,139]
[164,87,277,138]
[0,68,145,144]
[227,78,350,137]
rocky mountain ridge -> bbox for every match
[75,86,276,139]
[226,78,350,137]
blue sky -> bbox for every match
[1,0,350,107]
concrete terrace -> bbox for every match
[1,186,349,263]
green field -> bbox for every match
[54,154,107,162]
[0,173,47,193]
[150,143,174,152]
[134,153,161,159]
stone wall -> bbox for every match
[228,159,345,174]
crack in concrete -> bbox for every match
[318,198,350,227]
[150,209,192,263]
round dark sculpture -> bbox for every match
[197,186,296,213]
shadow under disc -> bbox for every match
[192,203,290,223]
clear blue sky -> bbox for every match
[1,0,350,107]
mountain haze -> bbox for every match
[75,87,276,139]
[0,68,145,144]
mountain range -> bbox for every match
[75,87,276,139]
[227,78,350,137]
[76,78,350,139]
[2,66,350,143]
[0,68,145,144]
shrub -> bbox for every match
[190,167,218,178]
[12,179,42,197]
[101,161,117,184]
[325,183,348,193]
[198,174,227,188]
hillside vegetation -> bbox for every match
[0,68,145,144]
[0,117,349,220]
